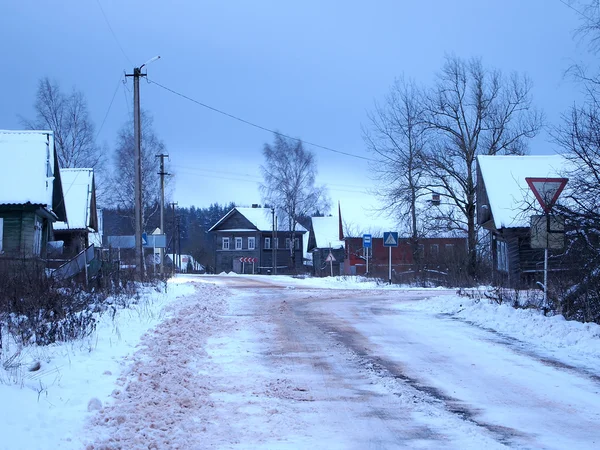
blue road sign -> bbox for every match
[383,232,399,247]
[363,234,372,248]
[142,232,148,245]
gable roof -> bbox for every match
[310,216,344,250]
[209,207,307,232]
[54,168,98,231]
[477,154,568,229]
[0,130,66,220]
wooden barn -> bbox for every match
[476,154,568,287]
[0,130,66,262]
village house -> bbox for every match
[306,215,345,277]
[476,154,568,287]
[53,168,99,257]
[0,130,66,262]
[208,206,307,274]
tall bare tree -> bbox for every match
[364,76,431,266]
[21,77,103,170]
[110,111,168,229]
[423,56,543,278]
[260,134,329,266]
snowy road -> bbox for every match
[84,276,600,449]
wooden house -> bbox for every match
[53,168,99,257]
[208,206,307,274]
[0,130,66,261]
[306,215,345,277]
[476,154,568,287]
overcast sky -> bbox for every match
[0,0,592,231]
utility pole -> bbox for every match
[125,66,146,280]
[170,202,178,275]
[177,215,182,274]
[156,153,169,276]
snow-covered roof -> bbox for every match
[0,130,57,210]
[477,155,568,229]
[54,168,95,231]
[311,216,344,250]
[209,207,307,232]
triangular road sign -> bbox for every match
[525,177,568,212]
[384,233,397,246]
[325,251,336,262]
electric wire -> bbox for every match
[96,73,124,140]
[95,0,133,66]
[145,77,377,162]
[558,0,595,21]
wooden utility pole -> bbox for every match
[125,66,146,280]
[156,153,169,275]
[170,202,178,275]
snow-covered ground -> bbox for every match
[0,274,599,449]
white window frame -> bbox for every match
[235,237,243,250]
[497,240,508,272]
[264,237,271,249]
[430,244,439,257]
[248,237,255,250]
[0,218,3,253]
[222,237,230,250]
[33,220,42,256]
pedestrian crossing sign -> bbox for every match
[383,232,398,247]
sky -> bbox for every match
[0,0,593,231]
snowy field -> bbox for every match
[0,274,598,449]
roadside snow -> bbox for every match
[0,281,195,450]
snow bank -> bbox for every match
[403,294,600,361]
[0,280,196,450]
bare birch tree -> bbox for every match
[110,111,168,229]
[423,56,543,278]
[260,134,329,267]
[21,77,104,170]
[363,76,431,267]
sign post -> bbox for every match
[325,251,336,277]
[363,234,372,275]
[383,232,399,284]
[525,177,568,307]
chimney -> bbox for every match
[431,193,441,206]
[251,204,259,208]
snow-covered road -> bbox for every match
[81,275,600,449]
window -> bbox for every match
[33,221,42,256]
[264,237,271,249]
[0,218,3,253]
[248,237,255,250]
[497,240,508,272]
[285,238,291,249]
[430,244,439,257]
[295,238,300,250]
[235,237,243,250]
[445,243,454,254]
[222,237,230,250]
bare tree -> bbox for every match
[21,77,104,171]
[260,134,329,266]
[109,111,168,229]
[423,56,543,278]
[364,76,431,267]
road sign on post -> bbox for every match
[363,234,372,275]
[383,232,399,284]
[525,177,568,308]
[525,178,568,213]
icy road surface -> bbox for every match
[85,276,600,449]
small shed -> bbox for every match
[307,215,345,276]
[0,130,66,260]
[476,154,568,287]
[53,168,99,256]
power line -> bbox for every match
[96,73,124,140]
[146,77,376,162]
[95,0,133,66]
[558,0,594,21]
